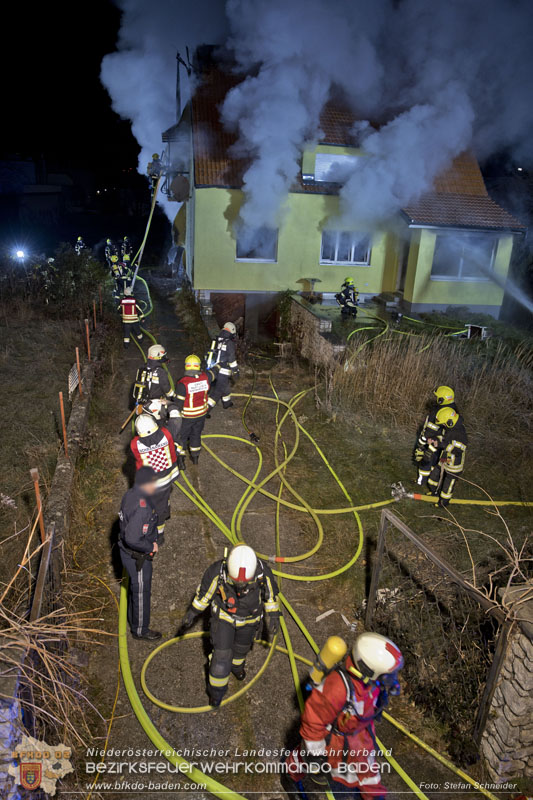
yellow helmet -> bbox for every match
[434,385,454,405]
[344,277,355,286]
[110,254,118,263]
[77,236,83,241]
[185,354,201,371]
[436,407,459,428]
[152,153,160,160]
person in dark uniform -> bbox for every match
[75,236,86,255]
[122,235,133,259]
[132,344,181,442]
[415,385,458,487]
[206,322,239,409]
[118,467,162,641]
[426,407,468,507]
[336,277,359,319]
[179,544,280,706]
[174,353,218,468]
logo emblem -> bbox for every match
[20,763,42,790]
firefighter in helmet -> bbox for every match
[147,153,163,194]
[132,344,181,441]
[130,414,179,541]
[118,286,144,349]
[174,354,218,469]
[286,632,404,799]
[336,277,359,319]
[425,407,467,507]
[122,235,133,259]
[75,236,86,255]
[118,466,161,641]
[415,386,458,487]
[112,261,133,302]
[105,238,117,268]
[206,322,239,409]
[179,544,280,706]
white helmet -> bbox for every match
[227,544,257,584]
[124,287,133,296]
[352,633,403,682]
[223,321,236,336]
[148,344,167,361]
[135,414,159,437]
[145,399,163,420]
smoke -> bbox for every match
[101,0,533,235]
[100,0,228,218]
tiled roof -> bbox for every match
[191,69,525,231]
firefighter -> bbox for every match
[174,354,218,468]
[286,632,404,799]
[336,277,359,319]
[132,344,181,441]
[415,386,457,487]
[147,153,163,194]
[179,544,280,706]
[426,407,467,507]
[118,466,162,641]
[119,287,144,349]
[130,414,179,540]
[75,236,86,255]
[122,235,133,259]
[104,238,116,268]
[206,322,239,409]
[113,262,133,302]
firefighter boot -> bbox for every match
[232,665,246,681]
[222,400,234,409]
[190,453,199,465]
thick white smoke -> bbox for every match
[102,0,533,234]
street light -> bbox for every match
[15,249,25,259]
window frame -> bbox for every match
[235,227,278,263]
[430,232,497,282]
[320,230,372,266]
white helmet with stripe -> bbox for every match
[135,414,159,437]
[352,632,404,682]
[227,544,257,585]
[148,344,168,361]
[223,321,236,336]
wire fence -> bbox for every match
[365,508,512,765]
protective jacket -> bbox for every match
[176,369,217,418]
[439,420,468,474]
[191,558,280,624]
[207,330,238,376]
[418,402,458,447]
[130,427,179,489]
[336,285,359,310]
[288,657,387,795]
[118,485,158,554]
[120,296,141,323]
[143,359,174,401]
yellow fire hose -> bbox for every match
[114,305,522,800]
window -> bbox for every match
[314,153,360,183]
[236,227,278,262]
[431,233,497,280]
[320,230,371,265]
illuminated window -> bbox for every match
[321,231,371,265]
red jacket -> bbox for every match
[287,658,387,796]
[176,371,213,418]
[130,427,178,489]
[120,297,140,323]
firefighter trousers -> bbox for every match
[120,547,153,636]
[427,465,461,505]
[208,615,259,702]
[177,417,206,458]
[123,321,143,347]
[210,373,233,407]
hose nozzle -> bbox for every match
[391,482,407,501]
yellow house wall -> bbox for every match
[191,187,393,294]
[404,229,513,308]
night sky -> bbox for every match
[2,1,138,170]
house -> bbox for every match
[163,56,525,331]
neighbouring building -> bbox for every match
[162,52,525,330]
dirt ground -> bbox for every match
[65,286,527,800]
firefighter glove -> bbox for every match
[266,613,279,635]
[178,608,198,633]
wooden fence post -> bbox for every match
[93,300,97,331]
[76,346,83,397]
[85,318,91,361]
[99,285,103,317]
[30,468,46,545]
[59,391,68,458]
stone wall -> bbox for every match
[480,586,533,782]
[289,297,344,367]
